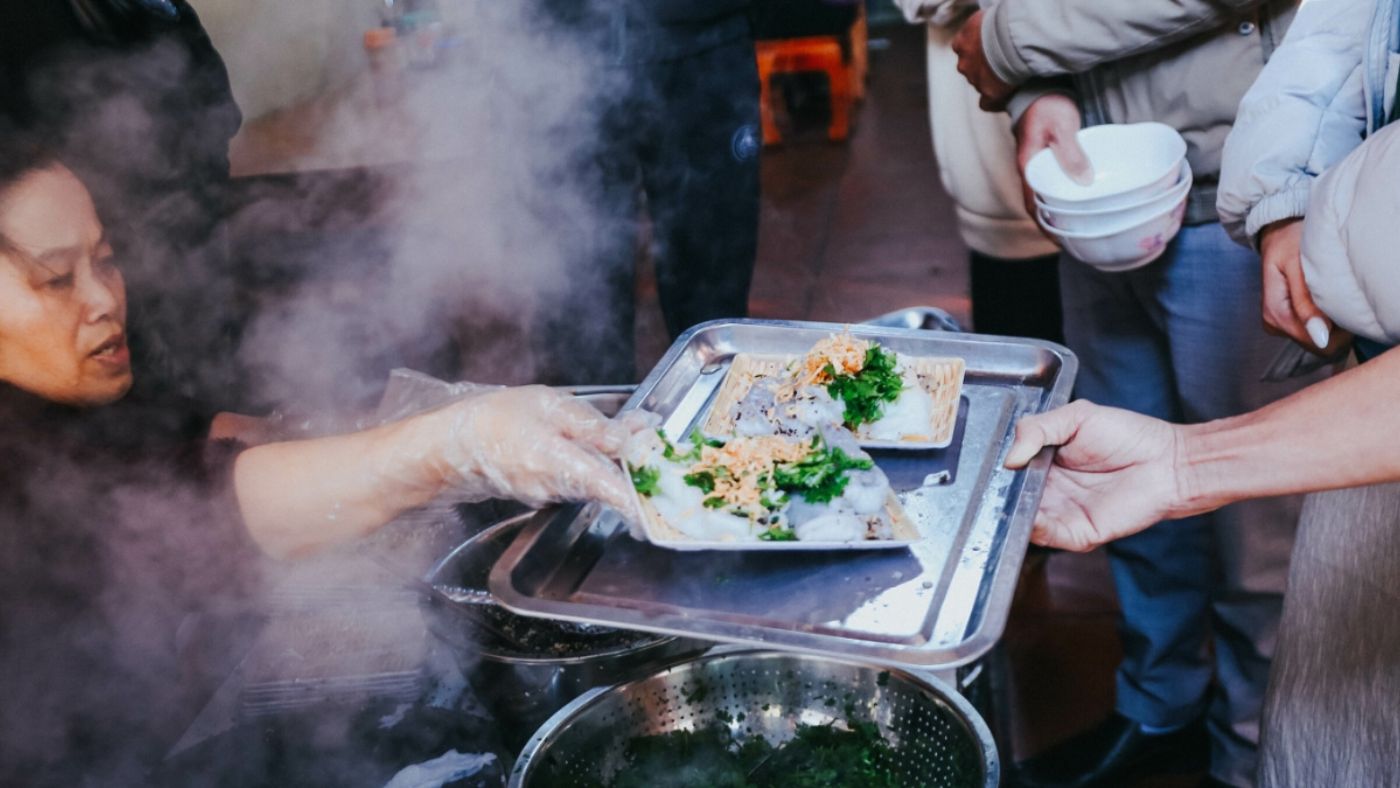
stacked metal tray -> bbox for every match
[489,319,1075,670]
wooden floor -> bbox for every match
[634,24,970,374]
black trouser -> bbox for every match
[536,37,761,385]
[969,251,1064,344]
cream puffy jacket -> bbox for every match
[980,0,1297,225]
[1301,121,1400,345]
[893,0,1056,260]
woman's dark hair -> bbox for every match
[0,133,61,199]
[0,132,64,256]
[69,0,184,44]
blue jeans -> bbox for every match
[1060,222,1314,786]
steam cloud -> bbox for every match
[4,1,641,782]
[231,1,635,408]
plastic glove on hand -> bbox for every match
[403,386,645,515]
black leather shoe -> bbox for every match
[1012,712,1208,788]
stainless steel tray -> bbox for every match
[490,319,1076,670]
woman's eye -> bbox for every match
[43,274,74,290]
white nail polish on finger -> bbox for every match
[1305,317,1331,349]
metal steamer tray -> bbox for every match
[490,319,1076,669]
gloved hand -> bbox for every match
[391,385,645,514]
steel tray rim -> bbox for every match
[490,319,1077,670]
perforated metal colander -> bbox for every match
[509,649,998,787]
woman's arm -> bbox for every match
[232,386,635,559]
[208,412,282,445]
[1182,345,1400,509]
[955,0,1283,111]
[978,0,1272,86]
[1005,345,1400,552]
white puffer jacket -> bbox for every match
[1301,121,1400,344]
[1219,0,1398,247]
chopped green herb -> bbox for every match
[604,715,931,788]
[659,428,726,464]
[630,465,660,497]
[653,430,880,535]
[825,345,905,429]
[658,430,694,463]
[771,438,875,504]
[694,429,726,449]
[684,470,717,493]
[680,682,709,704]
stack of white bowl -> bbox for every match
[1026,122,1190,272]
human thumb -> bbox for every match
[1051,135,1094,187]
[1005,403,1088,469]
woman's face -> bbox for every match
[0,165,131,407]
